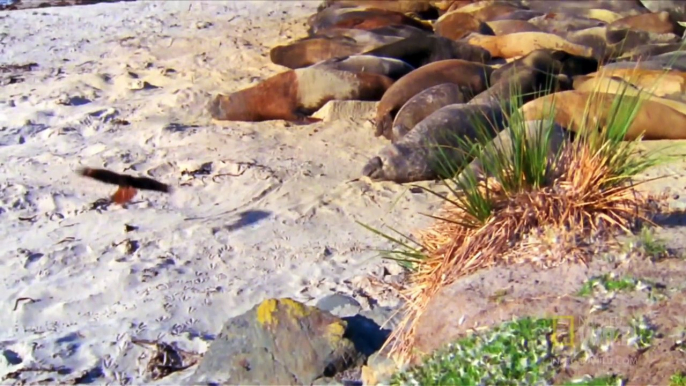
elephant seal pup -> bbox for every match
[307,6,433,35]
[269,34,401,69]
[374,59,493,139]
[486,20,542,35]
[366,25,433,39]
[519,90,686,140]
[465,31,594,59]
[363,103,510,183]
[391,83,471,142]
[208,67,394,124]
[434,11,495,41]
[312,55,415,80]
[362,34,492,69]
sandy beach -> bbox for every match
[0,1,443,383]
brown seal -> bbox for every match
[465,31,594,59]
[318,0,437,17]
[374,59,493,140]
[362,34,492,69]
[391,83,471,142]
[520,90,686,140]
[434,11,495,40]
[208,67,394,124]
[607,11,684,36]
[486,20,542,35]
[269,32,401,69]
[307,6,433,35]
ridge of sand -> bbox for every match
[0,1,441,383]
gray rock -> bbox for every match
[191,298,361,385]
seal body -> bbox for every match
[486,20,542,35]
[312,55,415,80]
[363,103,509,183]
[362,34,492,69]
[269,32,401,69]
[308,6,433,35]
[466,31,595,59]
[520,90,686,140]
[391,83,471,142]
[209,67,395,123]
[374,59,493,140]
[434,11,495,41]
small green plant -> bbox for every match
[627,315,659,350]
[670,372,686,386]
[577,274,638,297]
[390,317,563,385]
[636,226,670,261]
[565,374,625,386]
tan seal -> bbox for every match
[466,31,594,59]
[520,90,686,140]
[208,67,394,124]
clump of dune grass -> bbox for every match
[363,60,683,367]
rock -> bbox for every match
[311,101,378,122]
[316,293,362,317]
[361,347,404,386]
[191,298,361,385]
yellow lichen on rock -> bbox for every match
[257,298,278,327]
[325,320,347,344]
[281,298,310,320]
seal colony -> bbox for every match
[208,0,686,183]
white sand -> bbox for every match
[0,1,443,383]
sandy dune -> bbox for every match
[0,1,442,383]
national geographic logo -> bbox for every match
[551,315,575,348]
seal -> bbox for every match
[269,33,401,69]
[490,9,546,21]
[490,49,597,85]
[527,12,606,35]
[455,120,570,185]
[434,11,495,41]
[318,0,437,18]
[363,103,509,183]
[470,65,573,107]
[307,6,433,36]
[583,67,686,97]
[208,67,395,124]
[607,11,684,36]
[366,24,433,39]
[572,75,686,113]
[391,83,471,142]
[465,31,594,59]
[374,59,493,140]
[617,43,686,61]
[486,20,542,35]
[519,90,686,140]
[311,54,416,80]
[362,34,492,69]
